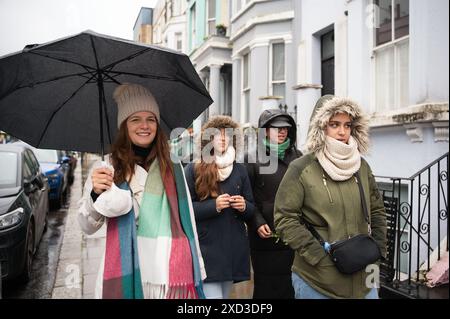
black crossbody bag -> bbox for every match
[301,172,381,275]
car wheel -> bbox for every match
[18,221,35,283]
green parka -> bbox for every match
[274,96,387,299]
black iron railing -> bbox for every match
[278,104,297,120]
[376,152,448,298]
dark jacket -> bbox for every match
[184,163,255,283]
[244,110,302,298]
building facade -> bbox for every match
[133,7,154,44]
[187,0,232,119]
[291,0,448,294]
[292,0,448,178]
[152,0,188,52]
[230,0,296,126]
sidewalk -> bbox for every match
[52,153,103,299]
[51,157,84,298]
[52,154,253,299]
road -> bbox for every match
[1,202,69,299]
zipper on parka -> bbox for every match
[322,174,333,203]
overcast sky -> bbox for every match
[0,0,157,56]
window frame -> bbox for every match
[190,3,197,50]
[372,0,410,112]
[242,52,251,122]
[269,41,286,103]
[206,0,216,36]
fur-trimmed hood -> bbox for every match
[199,115,242,152]
[305,96,370,155]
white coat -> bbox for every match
[78,155,206,298]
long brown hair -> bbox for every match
[194,116,240,200]
[111,120,172,185]
[195,157,219,201]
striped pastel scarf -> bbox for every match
[102,182,143,299]
[103,159,205,299]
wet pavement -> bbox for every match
[1,204,69,299]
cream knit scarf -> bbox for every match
[215,146,235,181]
[316,136,361,181]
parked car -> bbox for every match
[35,149,70,209]
[14,143,70,209]
[65,151,78,185]
[0,144,49,283]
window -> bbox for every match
[27,150,40,175]
[271,42,286,105]
[235,0,242,14]
[243,53,250,122]
[190,4,196,49]
[376,0,409,46]
[23,152,35,181]
[234,0,251,15]
[374,0,409,111]
[175,32,182,52]
[166,1,171,20]
[207,0,216,36]
[0,151,18,188]
[172,0,182,17]
[321,30,335,96]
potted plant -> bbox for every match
[216,24,227,36]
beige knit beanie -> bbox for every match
[113,83,160,127]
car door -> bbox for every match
[57,151,69,194]
[23,150,44,239]
[28,150,48,237]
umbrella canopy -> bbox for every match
[0,30,213,155]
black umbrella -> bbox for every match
[0,30,212,156]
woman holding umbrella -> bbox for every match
[78,83,206,299]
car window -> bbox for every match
[23,152,34,181]
[24,150,39,176]
[0,151,19,188]
[34,149,58,163]
[27,150,40,175]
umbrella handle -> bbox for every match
[99,160,115,174]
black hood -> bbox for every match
[258,109,297,146]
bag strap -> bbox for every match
[301,170,372,246]
[301,218,326,246]
[354,171,372,235]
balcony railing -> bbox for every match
[376,152,448,298]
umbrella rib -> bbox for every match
[101,72,121,85]
[28,51,97,72]
[100,82,113,147]
[101,48,154,71]
[90,34,107,157]
[36,76,94,148]
[0,71,96,101]
[106,71,212,100]
[107,70,176,82]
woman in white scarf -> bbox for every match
[184,116,255,299]
[274,96,387,299]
